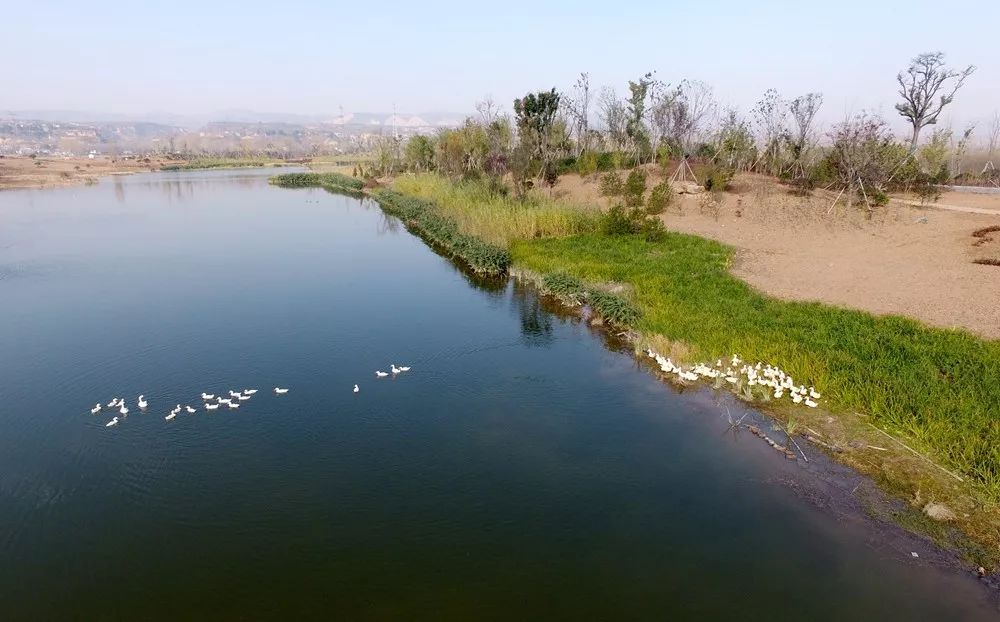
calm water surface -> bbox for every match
[0,169,994,620]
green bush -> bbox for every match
[599,171,625,197]
[640,217,668,243]
[702,165,733,192]
[542,272,586,303]
[646,180,672,215]
[623,169,647,208]
[577,151,599,177]
[269,172,364,194]
[600,205,640,236]
[587,288,640,328]
[595,151,617,172]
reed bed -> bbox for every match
[391,174,599,246]
[269,172,364,194]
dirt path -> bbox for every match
[554,172,1000,339]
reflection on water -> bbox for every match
[0,168,995,620]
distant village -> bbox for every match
[0,112,462,158]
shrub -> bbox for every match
[542,272,586,303]
[577,151,599,177]
[646,181,672,214]
[595,151,617,172]
[623,169,648,208]
[587,289,640,328]
[600,205,640,236]
[702,165,733,192]
[640,216,668,242]
[600,171,625,197]
[269,172,364,194]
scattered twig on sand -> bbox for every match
[775,421,809,463]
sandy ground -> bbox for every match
[0,155,174,190]
[554,170,1000,339]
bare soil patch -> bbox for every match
[0,155,172,190]
[553,170,1000,339]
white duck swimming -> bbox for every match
[201,393,215,400]
[90,403,102,415]
[398,365,411,372]
[184,405,196,414]
[165,412,177,421]
[119,402,129,416]
[105,417,119,427]
[205,402,219,410]
[106,398,119,408]
[375,371,388,378]
[274,387,288,394]
[137,395,148,409]
[243,389,258,395]
[237,394,250,401]
[353,384,360,393]
[228,402,240,409]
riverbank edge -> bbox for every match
[268,172,1000,573]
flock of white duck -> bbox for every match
[645,350,821,408]
[91,364,412,427]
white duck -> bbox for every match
[375,371,388,378]
[229,390,242,398]
[228,402,240,409]
[243,389,258,395]
[183,405,195,414]
[274,387,288,394]
[137,395,148,409]
[165,412,177,421]
[398,365,411,372]
[201,393,215,400]
[237,394,251,401]
[205,402,219,410]
[119,402,129,416]
[171,405,181,416]
[90,403,102,415]
[105,417,119,427]
[391,365,401,375]
[106,398,119,408]
[353,384,360,393]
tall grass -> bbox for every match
[374,190,511,277]
[512,233,1000,496]
[391,174,599,246]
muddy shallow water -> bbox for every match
[0,169,995,620]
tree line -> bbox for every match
[362,51,983,211]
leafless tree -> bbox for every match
[828,112,895,213]
[563,73,593,155]
[599,86,629,154]
[895,52,976,152]
[788,92,823,173]
[987,111,1000,166]
[752,89,788,175]
[475,95,500,126]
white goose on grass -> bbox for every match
[274,387,288,394]
[201,393,215,400]
[137,395,148,409]
[375,371,388,378]
[185,405,196,414]
[90,403,102,415]
[205,402,219,410]
[353,384,360,393]
[105,417,119,427]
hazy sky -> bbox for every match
[5,0,997,133]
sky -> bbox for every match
[4,0,998,134]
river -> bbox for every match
[0,168,994,619]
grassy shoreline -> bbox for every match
[271,170,1000,564]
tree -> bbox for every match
[986,111,1000,169]
[625,72,655,161]
[403,135,435,172]
[513,88,561,177]
[827,112,899,213]
[788,93,823,175]
[667,80,715,156]
[563,72,593,155]
[599,87,629,155]
[895,52,976,152]
[752,88,788,175]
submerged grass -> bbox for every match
[269,172,364,195]
[512,233,1000,497]
[391,174,599,246]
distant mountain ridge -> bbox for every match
[1,109,468,128]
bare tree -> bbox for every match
[788,92,823,174]
[599,86,629,154]
[752,88,788,175]
[987,111,1000,168]
[475,95,500,126]
[828,112,895,214]
[563,73,593,155]
[895,52,976,152]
